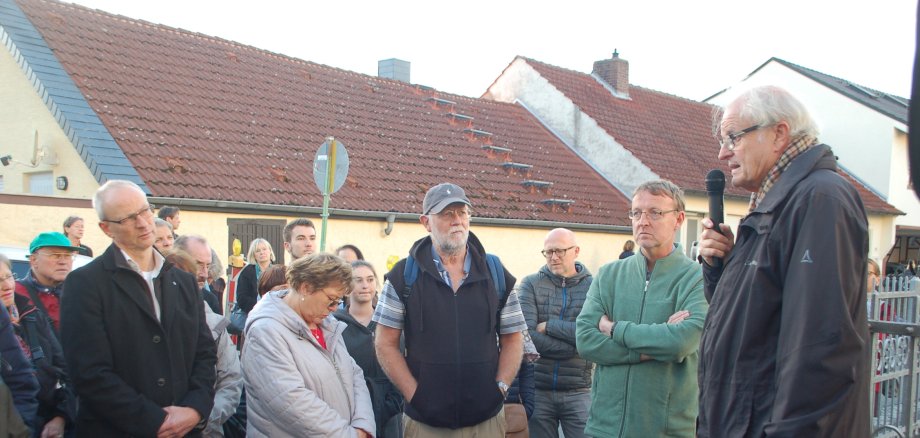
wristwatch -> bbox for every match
[497,380,509,397]
[193,416,207,431]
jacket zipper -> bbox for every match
[617,266,652,438]
[316,327,353,415]
[552,278,569,391]
[454,292,462,426]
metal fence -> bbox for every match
[869,275,920,437]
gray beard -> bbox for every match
[438,240,464,256]
[433,233,467,257]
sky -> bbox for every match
[65,0,917,102]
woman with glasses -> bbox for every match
[1,254,75,438]
[242,254,374,437]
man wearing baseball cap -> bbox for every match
[15,232,81,336]
[374,182,526,437]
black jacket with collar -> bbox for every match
[13,294,76,431]
[61,243,217,437]
[334,309,404,437]
[697,145,870,437]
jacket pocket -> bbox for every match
[409,362,454,426]
[457,359,503,425]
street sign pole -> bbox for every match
[312,136,349,255]
[320,137,338,253]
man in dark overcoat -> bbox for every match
[61,180,216,437]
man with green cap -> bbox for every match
[15,232,80,336]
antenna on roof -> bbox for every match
[613,49,619,58]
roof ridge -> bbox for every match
[772,56,909,101]
[520,55,722,109]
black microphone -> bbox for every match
[705,169,726,268]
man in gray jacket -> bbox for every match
[697,86,869,436]
[517,228,593,438]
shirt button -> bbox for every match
[152,335,161,343]
[157,378,166,387]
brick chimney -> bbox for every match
[593,50,629,97]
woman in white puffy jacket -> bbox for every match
[242,253,375,438]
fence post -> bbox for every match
[906,280,920,438]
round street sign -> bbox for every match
[313,138,350,194]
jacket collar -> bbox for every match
[21,269,63,297]
[633,243,689,274]
[333,308,375,333]
[251,290,347,353]
[753,144,836,214]
[538,261,591,287]
[100,243,176,325]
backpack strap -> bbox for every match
[20,315,45,362]
[401,255,419,304]
[401,253,507,304]
[16,282,50,325]
[484,253,507,305]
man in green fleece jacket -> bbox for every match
[576,180,707,438]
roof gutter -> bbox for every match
[147,197,632,233]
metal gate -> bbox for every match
[869,275,920,437]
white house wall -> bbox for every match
[0,40,99,199]
[485,58,658,195]
[886,129,920,229]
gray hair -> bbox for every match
[174,234,208,253]
[209,249,223,281]
[725,85,819,139]
[633,180,686,212]
[154,218,173,231]
[63,216,83,235]
[92,180,146,221]
[0,253,9,270]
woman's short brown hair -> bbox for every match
[258,265,288,297]
[165,249,197,276]
[286,253,353,295]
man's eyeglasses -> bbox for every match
[719,124,761,151]
[541,246,576,259]
[103,205,154,226]
[627,209,679,221]
[434,208,472,220]
[36,251,77,262]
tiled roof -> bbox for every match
[740,57,908,125]
[10,0,632,226]
[518,57,900,215]
[519,57,749,198]
[839,170,903,216]
[0,0,146,189]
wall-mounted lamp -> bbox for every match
[56,176,68,191]
[0,155,10,166]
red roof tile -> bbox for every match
[518,57,900,215]
[15,0,632,226]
